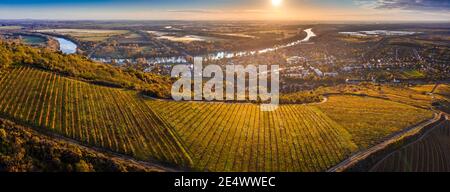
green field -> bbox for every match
[21,35,47,45]
[0,66,435,172]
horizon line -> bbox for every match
[1,18,450,24]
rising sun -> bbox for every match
[272,0,282,7]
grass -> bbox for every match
[21,35,47,45]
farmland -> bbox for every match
[147,95,433,171]
[317,95,434,148]
[36,29,129,42]
[0,65,436,172]
[318,84,436,109]
[371,119,450,172]
[0,66,192,167]
[147,100,357,172]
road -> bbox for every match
[328,112,445,172]
[369,113,449,171]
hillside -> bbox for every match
[0,43,438,172]
[317,95,434,148]
[0,66,192,168]
[0,118,164,172]
[148,100,357,172]
[147,96,433,171]
[0,41,172,98]
[0,65,434,172]
[371,119,450,172]
[319,84,436,109]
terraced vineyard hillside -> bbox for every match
[147,100,358,171]
[317,95,434,148]
[371,119,450,172]
[0,66,436,172]
[147,96,433,172]
[0,66,192,167]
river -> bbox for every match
[55,37,77,54]
[92,28,316,64]
[204,28,317,61]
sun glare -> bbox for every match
[272,0,282,7]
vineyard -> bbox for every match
[0,118,164,172]
[0,66,192,167]
[371,119,450,172]
[147,100,358,172]
[318,84,436,109]
[317,95,434,148]
[0,66,437,172]
[147,96,433,172]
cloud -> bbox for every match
[355,0,450,11]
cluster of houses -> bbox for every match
[283,56,339,79]
[91,56,188,66]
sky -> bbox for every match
[0,0,449,21]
